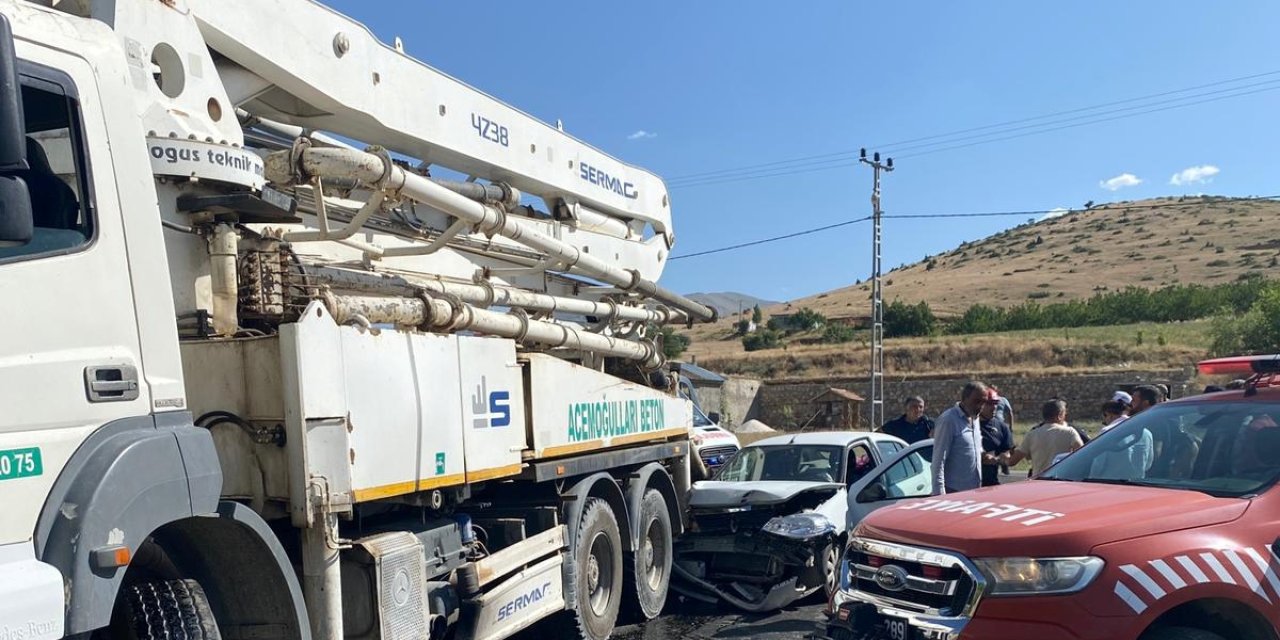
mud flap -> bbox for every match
[455,555,565,640]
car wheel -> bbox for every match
[822,543,841,598]
[1140,627,1227,640]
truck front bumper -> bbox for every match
[0,541,64,640]
[825,587,1119,640]
[826,587,966,640]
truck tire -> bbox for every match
[625,489,672,620]
[561,498,624,640]
[118,579,222,640]
[1141,628,1226,640]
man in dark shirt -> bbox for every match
[880,396,934,444]
[978,388,1014,486]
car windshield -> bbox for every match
[714,445,845,483]
[1041,400,1280,497]
[681,391,714,427]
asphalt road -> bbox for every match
[614,596,828,640]
[516,594,829,640]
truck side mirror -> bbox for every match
[0,13,31,247]
[707,412,721,424]
[0,175,32,246]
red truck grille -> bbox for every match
[846,539,982,617]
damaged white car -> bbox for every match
[673,431,915,611]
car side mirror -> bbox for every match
[857,481,888,503]
[707,412,721,424]
[0,13,31,247]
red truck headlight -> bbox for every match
[972,556,1105,596]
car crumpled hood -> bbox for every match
[689,480,843,509]
[857,480,1250,557]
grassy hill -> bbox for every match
[785,195,1278,317]
[684,196,1278,374]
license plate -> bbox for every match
[879,615,915,640]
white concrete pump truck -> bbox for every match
[0,2,718,640]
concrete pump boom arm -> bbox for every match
[183,0,674,244]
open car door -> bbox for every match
[845,439,934,531]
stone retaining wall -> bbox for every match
[753,369,1196,433]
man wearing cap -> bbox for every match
[1092,389,1154,479]
[978,388,1014,486]
[1101,391,1132,434]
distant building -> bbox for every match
[827,315,870,329]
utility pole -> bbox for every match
[860,148,893,430]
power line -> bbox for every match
[895,83,1280,161]
[667,82,1280,189]
[666,68,1280,183]
[665,70,1280,189]
[873,70,1280,152]
[668,216,872,260]
[667,195,1280,260]
[885,78,1280,157]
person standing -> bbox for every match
[979,388,1014,487]
[1100,399,1130,433]
[990,386,1015,430]
[1131,384,1193,476]
[1129,385,1163,416]
[931,382,987,495]
[1001,399,1083,477]
[880,396,934,444]
[1090,402,1151,479]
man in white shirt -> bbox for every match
[931,381,987,495]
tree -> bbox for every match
[791,307,826,331]
[1210,284,1280,356]
[660,326,691,359]
[752,304,763,324]
[742,328,783,352]
[883,300,937,337]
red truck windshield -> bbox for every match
[1040,400,1280,498]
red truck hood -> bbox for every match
[858,480,1249,557]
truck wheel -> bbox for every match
[626,489,672,620]
[562,498,624,640]
[117,579,222,640]
[1141,628,1226,640]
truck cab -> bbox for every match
[828,356,1280,640]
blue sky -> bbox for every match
[327,1,1280,302]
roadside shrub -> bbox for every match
[742,329,783,352]
[947,278,1273,335]
[822,324,857,344]
[884,300,937,337]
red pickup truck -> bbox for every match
[825,355,1280,640]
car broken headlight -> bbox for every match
[973,556,1104,595]
[762,513,835,540]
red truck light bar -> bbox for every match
[1197,355,1280,376]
